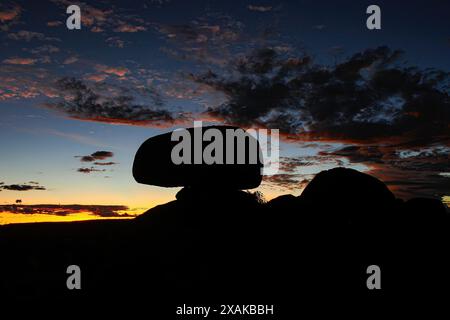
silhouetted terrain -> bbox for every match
[1,168,448,308]
[1,128,449,313]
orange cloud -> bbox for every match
[63,56,78,64]
[96,64,129,77]
[86,74,108,82]
[3,57,37,65]
[0,5,21,22]
[114,24,147,33]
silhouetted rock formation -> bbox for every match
[301,167,395,207]
[1,128,449,310]
[133,125,263,189]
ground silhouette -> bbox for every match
[0,127,449,313]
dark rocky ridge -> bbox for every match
[0,128,448,312]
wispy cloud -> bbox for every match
[0,3,21,30]
[248,5,273,12]
[0,204,134,217]
[7,30,60,42]
[77,167,106,174]
[3,57,37,65]
[45,77,177,126]
[0,4,21,22]
[95,64,129,77]
[0,182,46,191]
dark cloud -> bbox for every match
[50,0,148,35]
[263,174,304,190]
[0,204,134,217]
[76,151,114,162]
[321,144,450,199]
[262,155,339,191]
[75,151,116,174]
[278,157,315,172]
[106,36,126,48]
[0,183,46,191]
[192,46,450,146]
[80,156,95,162]
[191,45,450,199]
[91,151,114,159]
[77,167,106,174]
[46,77,175,126]
[93,162,117,166]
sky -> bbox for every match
[0,0,449,224]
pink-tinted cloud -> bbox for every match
[86,74,108,82]
[3,58,37,65]
[96,64,129,77]
[91,26,104,33]
[0,4,21,22]
[7,30,60,42]
[47,20,63,27]
[248,5,272,12]
[63,56,79,64]
[114,24,147,33]
[77,167,106,174]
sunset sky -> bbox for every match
[1,0,449,224]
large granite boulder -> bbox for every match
[301,167,395,206]
[133,125,263,189]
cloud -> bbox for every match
[93,162,117,166]
[45,77,176,126]
[114,24,147,33]
[0,183,46,191]
[92,151,114,160]
[79,156,95,162]
[75,151,116,173]
[47,20,62,27]
[156,14,244,66]
[0,4,21,22]
[0,204,134,217]
[63,56,79,65]
[76,150,114,162]
[106,36,125,48]
[0,64,59,101]
[261,153,346,191]
[248,5,273,12]
[77,167,106,174]
[263,174,306,190]
[95,64,129,77]
[321,144,450,199]
[3,57,37,65]
[7,30,60,42]
[29,45,60,54]
[191,46,450,147]
[38,128,108,147]
[91,26,104,33]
